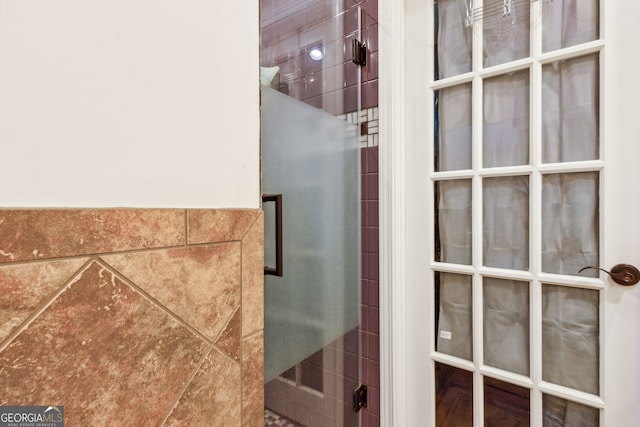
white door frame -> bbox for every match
[379,0,432,425]
[379,0,640,425]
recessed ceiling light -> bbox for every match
[309,48,323,61]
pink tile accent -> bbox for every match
[368,386,380,416]
[368,334,380,360]
[369,413,381,427]
[366,174,379,200]
[364,79,379,109]
[364,24,379,53]
[361,304,369,330]
[369,280,380,308]
[362,332,370,359]
[367,360,380,389]
[345,61,359,88]
[188,209,260,244]
[368,253,379,281]
[369,307,379,335]
[343,7,360,35]
[368,201,379,226]
[362,278,370,307]
[0,261,208,425]
[0,209,185,263]
[368,0,379,23]
[366,146,379,174]
[366,51,379,81]
[363,227,379,253]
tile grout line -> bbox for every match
[238,210,263,242]
[159,344,214,426]
[210,304,241,346]
[94,258,216,347]
[239,227,245,425]
[0,243,216,268]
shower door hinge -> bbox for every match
[353,383,368,412]
[352,39,367,67]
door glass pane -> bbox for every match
[483,278,529,375]
[435,0,473,79]
[436,272,473,360]
[261,1,371,424]
[484,377,530,426]
[543,394,600,427]
[542,284,599,395]
[483,0,530,68]
[262,87,360,383]
[436,180,472,265]
[300,349,324,392]
[436,362,473,426]
[542,0,599,53]
[483,70,530,168]
[436,83,472,171]
[483,176,529,270]
[542,54,599,163]
[541,172,599,277]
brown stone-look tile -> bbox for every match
[0,209,186,263]
[188,209,260,244]
[164,348,241,426]
[0,261,208,426]
[242,212,264,337]
[102,243,241,341]
[0,258,88,343]
[216,308,241,361]
[242,332,264,427]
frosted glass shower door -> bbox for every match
[261,87,360,383]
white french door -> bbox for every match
[381,0,640,425]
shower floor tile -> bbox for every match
[264,408,305,427]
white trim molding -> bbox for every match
[378,0,406,425]
[379,0,433,425]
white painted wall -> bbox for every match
[0,0,260,208]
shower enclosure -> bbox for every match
[260,1,373,425]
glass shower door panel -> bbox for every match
[261,86,360,383]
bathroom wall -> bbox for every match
[360,144,380,427]
[0,0,259,208]
[0,209,264,426]
[0,2,264,425]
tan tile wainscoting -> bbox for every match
[0,209,264,426]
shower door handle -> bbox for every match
[263,194,283,276]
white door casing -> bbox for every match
[380,0,640,425]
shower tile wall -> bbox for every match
[0,209,264,426]
[261,1,379,426]
[360,145,380,427]
[261,0,378,115]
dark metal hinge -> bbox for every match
[353,383,368,412]
[352,39,367,67]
